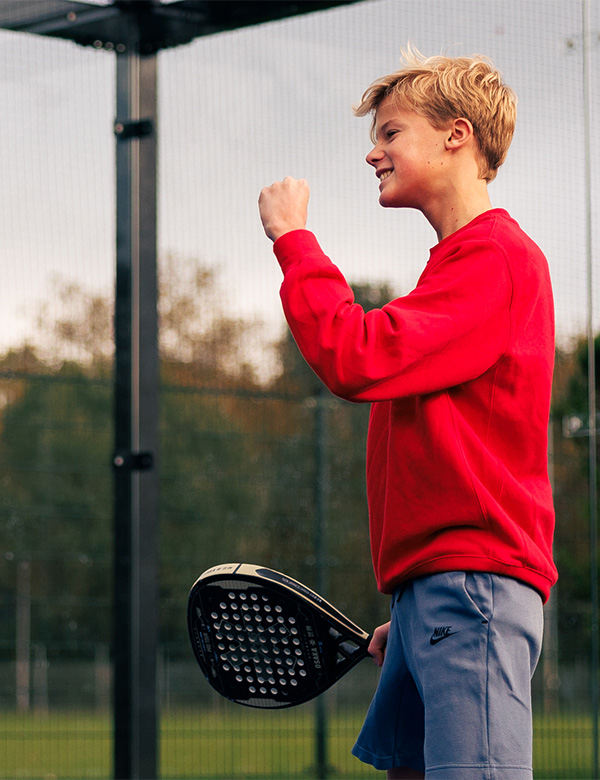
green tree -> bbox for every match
[0,355,112,656]
[0,264,401,663]
[0,264,269,660]
[550,335,600,661]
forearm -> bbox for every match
[274,231,512,402]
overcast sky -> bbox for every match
[0,0,598,368]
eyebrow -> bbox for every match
[375,119,403,138]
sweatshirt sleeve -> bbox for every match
[274,229,513,403]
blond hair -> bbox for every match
[354,46,517,182]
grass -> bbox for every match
[161,707,374,779]
[0,708,597,779]
[0,711,111,780]
[533,713,598,779]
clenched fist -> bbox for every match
[258,176,309,242]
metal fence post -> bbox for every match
[113,26,159,780]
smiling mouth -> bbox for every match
[379,170,392,182]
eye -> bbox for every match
[386,129,399,139]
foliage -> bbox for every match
[0,363,112,654]
[550,335,600,660]
[0,264,396,665]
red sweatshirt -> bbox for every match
[274,209,557,602]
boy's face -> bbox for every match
[367,97,451,210]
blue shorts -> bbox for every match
[352,572,544,779]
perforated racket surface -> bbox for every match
[187,563,371,708]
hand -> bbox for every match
[368,620,391,667]
[258,176,309,242]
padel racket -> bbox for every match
[187,563,371,708]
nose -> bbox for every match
[366,143,384,168]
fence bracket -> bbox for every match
[114,118,154,140]
[113,451,154,471]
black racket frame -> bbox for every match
[187,563,371,708]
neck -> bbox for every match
[425,177,493,242]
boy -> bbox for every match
[258,49,557,779]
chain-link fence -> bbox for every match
[1,1,599,777]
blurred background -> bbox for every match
[0,0,598,777]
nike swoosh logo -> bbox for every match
[429,630,459,645]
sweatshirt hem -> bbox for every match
[380,555,555,602]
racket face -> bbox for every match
[187,564,369,708]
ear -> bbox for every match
[444,118,474,151]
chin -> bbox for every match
[379,195,406,209]
[379,188,418,209]
[379,192,395,208]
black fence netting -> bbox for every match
[0,0,599,778]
